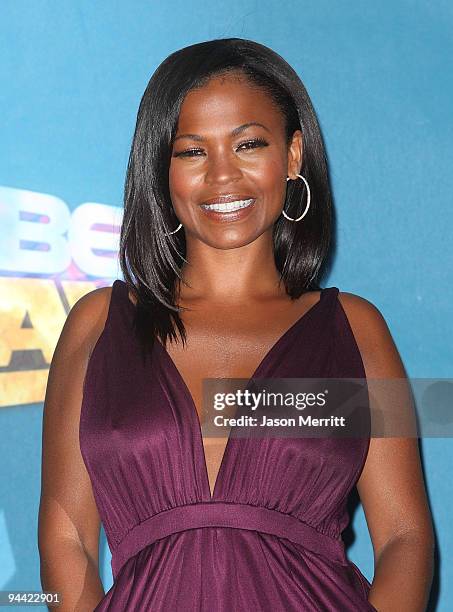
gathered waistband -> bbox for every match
[111,502,348,578]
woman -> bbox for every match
[39,38,434,611]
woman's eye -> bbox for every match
[173,138,268,158]
[174,148,204,158]
[237,138,269,151]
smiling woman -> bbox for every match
[169,77,303,239]
[39,38,434,612]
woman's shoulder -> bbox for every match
[337,290,387,326]
[336,291,405,378]
[68,284,113,325]
[62,284,114,359]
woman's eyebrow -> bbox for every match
[173,122,271,143]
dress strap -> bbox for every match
[101,280,135,334]
[113,279,135,313]
[320,286,340,304]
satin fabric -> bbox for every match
[80,279,377,611]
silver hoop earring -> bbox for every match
[283,174,311,222]
[165,223,183,236]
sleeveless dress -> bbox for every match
[80,279,377,611]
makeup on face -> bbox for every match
[169,74,293,238]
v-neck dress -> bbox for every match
[80,279,377,611]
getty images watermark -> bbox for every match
[197,378,453,438]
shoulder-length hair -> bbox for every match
[119,37,333,361]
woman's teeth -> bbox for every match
[200,199,255,212]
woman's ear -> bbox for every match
[287,130,303,178]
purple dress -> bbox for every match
[80,279,377,611]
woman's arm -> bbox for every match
[339,293,435,612]
[38,286,112,611]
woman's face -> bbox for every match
[169,72,302,249]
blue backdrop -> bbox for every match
[0,1,451,610]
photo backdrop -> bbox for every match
[1,2,451,610]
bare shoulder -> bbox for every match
[336,291,407,378]
[70,284,112,319]
[59,285,113,359]
[343,291,434,568]
[337,291,386,325]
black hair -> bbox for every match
[119,37,333,361]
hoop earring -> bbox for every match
[165,222,183,236]
[283,174,311,222]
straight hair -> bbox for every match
[119,37,333,361]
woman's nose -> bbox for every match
[204,152,243,185]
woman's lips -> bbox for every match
[199,198,256,222]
